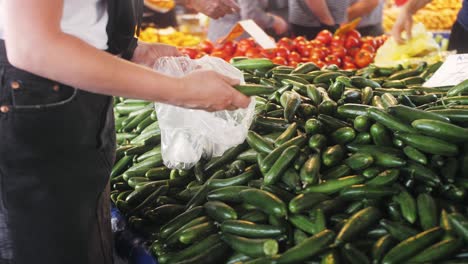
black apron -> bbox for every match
[0,0,142,263]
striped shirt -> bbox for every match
[349,0,384,27]
[288,0,350,27]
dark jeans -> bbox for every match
[448,21,468,53]
[357,23,385,37]
[0,40,115,264]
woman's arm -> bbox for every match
[347,0,379,21]
[3,0,250,111]
[304,0,335,26]
[391,0,432,44]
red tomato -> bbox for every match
[354,49,373,68]
[343,55,354,64]
[361,43,376,53]
[346,29,362,40]
[261,48,276,59]
[342,61,357,70]
[277,37,295,51]
[245,47,261,58]
[309,39,324,48]
[361,37,377,49]
[179,47,199,59]
[324,54,342,66]
[344,36,361,50]
[331,46,347,59]
[297,44,312,57]
[310,49,326,60]
[315,30,333,45]
[211,50,228,60]
[199,40,214,54]
[289,60,299,68]
[288,51,302,62]
[330,36,345,48]
[237,39,254,53]
[276,47,290,58]
[347,46,360,58]
[293,36,307,46]
[272,56,288,65]
[220,41,236,56]
[232,50,245,57]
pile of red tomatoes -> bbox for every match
[179,29,387,69]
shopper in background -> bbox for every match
[0,0,248,263]
[207,0,289,42]
[392,0,468,53]
[347,0,385,36]
[289,0,350,39]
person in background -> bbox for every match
[0,0,248,263]
[207,0,289,42]
[289,0,350,39]
[142,3,178,28]
[392,0,468,53]
[347,0,385,36]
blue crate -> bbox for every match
[112,205,158,264]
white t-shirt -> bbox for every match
[0,0,109,50]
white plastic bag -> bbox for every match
[153,56,256,170]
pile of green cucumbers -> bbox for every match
[110,58,468,264]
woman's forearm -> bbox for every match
[347,0,379,21]
[304,0,335,25]
[4,0,183,105]
[403,0,432,15]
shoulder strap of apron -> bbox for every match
[106,0,144,60]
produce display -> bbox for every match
[179,30,387,69]
[139,27,201,47]
[383,0,462,31]
[110,58,468,264]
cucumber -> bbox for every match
[163,234,222,263]
[395,132,458,156]
[178,221,217,244]
[204,143,248,172]
[367,107,417,133]
[379,219,419,241]
[221,220,285,238]
[289,193,330,214]
[304,118,323,135]
[351,76,381,88]
[111,155,134,178]
[381,227,444,264]
[275,122,298,147]
[366,169,399,187]
[208,170,256,189]
[314,72,346,84]
[403,146,428,165]
[428,109,468,123]
[339,185,398,200]
[264,146,299,185]
[335,207,381,245]
[261,135,306,173]
[322,164,352,180]
[168,241,229,264]
[344,153,374,170]
[447,79,468,96]
[448,213,468,242]
[204,201,237,222]
[331,127,356,145]
[299,153,321,185]
[322,145,345,167]
[276,229,335,264]
[289,214,317,235]
[234,84,275,96]
[247,131,274,154]
[361,87,374,105]
[393,189,417,224]
[372,234,397,263]
[340,243,370,264]
[354,115,371,132]
[388,105,450,123]
[303,175,365,195]
[232,58,275,71]
[221,233,278,258]
[407,238,463,263]
[240,189,287,218]
[370,123,392,147]
[400,161,441,187]
[411,119,468,143]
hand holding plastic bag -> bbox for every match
[153,56,256,170]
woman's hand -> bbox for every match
[391,7,414,44]
[175,69,251,112]
[186,0,240,19]
[131,42,182,68]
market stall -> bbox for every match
[110,8,468,260]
